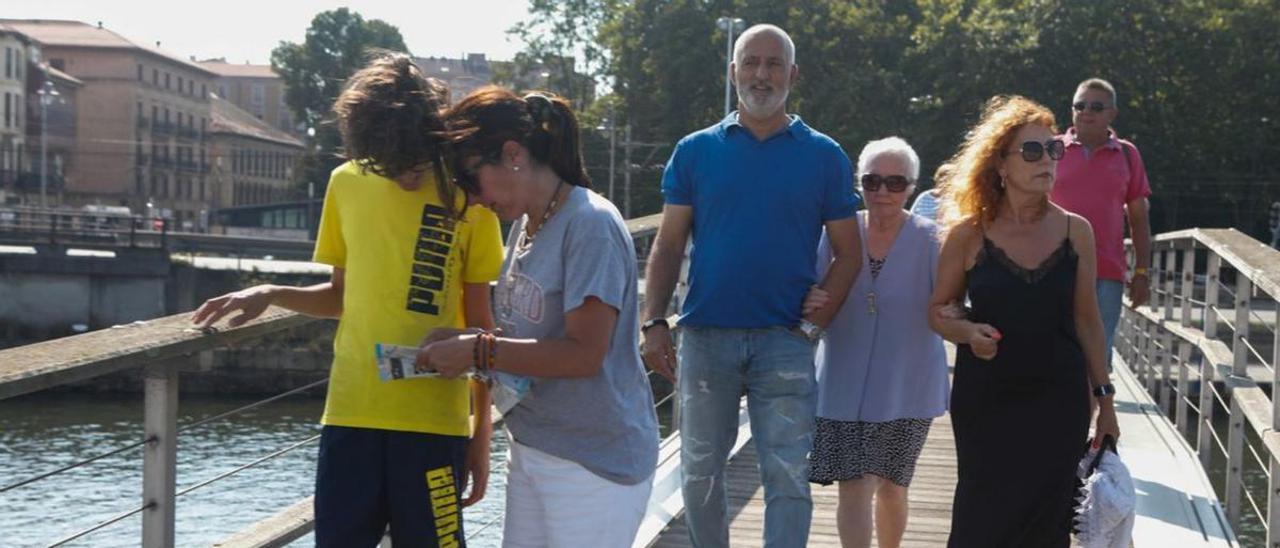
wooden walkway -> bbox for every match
[651,414,958,547]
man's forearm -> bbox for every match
[807,254,860,327]
[1132,222,1152,270]
[644,246,684,321]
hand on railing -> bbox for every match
[641,325,677,383]
[192,285,276,328]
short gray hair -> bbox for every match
[1077,77,1118,107]
[733,24,795,66]
[857,136,920,181]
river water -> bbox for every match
[0,393,508,547]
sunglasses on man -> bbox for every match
[860,173,913,193]
[1072,101,1110,113]
[1008,139,1066,163]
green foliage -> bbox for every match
[513,0,1280,238]
[270,8,410,194]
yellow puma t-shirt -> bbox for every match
[313,161,503,436]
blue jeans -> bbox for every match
[1097,279,1125,368]
[677,326,818,548]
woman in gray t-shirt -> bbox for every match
[421,87,658,547]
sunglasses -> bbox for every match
[452,152,499,194]
[1072,101,1110,113]
[1008,139,1065,162]
[860,173,913,193]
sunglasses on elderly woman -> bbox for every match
[860,173,913,193]
[1072,101,1110,113]
[1009,139,1065,162]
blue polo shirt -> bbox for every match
[661,112,859,328]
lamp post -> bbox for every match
[715,16,746,117]
[37,78,60,208]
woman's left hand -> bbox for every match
[417,334,478,378]
[1093,403,1120,448]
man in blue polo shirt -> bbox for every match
[640,24,862,548]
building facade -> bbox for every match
[1,19,217,228]
[208,95,304,215]
[199,59,301,137]
[0,24,31,201]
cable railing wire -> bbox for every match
[0,379,328,496]
[0,435,156,495]
[174,434,320,499]
[46,502,154,547]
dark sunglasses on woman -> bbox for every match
[860,173,912,193]
[1072,100,1109,113]
[1010,140,1065,162]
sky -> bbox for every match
[2,0,533,64]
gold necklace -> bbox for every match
[519,179,566,250]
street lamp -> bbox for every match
[37,77,61,208]
[715,16,746,117]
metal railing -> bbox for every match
[1118,228,1280,546]
[0,212,676,548]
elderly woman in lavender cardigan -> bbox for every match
[804,137,949,548]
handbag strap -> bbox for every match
[1087,435,1119,475]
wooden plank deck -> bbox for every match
[650,414,957,548]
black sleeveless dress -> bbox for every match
[946,232,1091,548]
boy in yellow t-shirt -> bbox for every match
[192,53,502,548]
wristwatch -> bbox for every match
[799,320,825,343]
[641,318,670,332]
[1092,383,1116,398]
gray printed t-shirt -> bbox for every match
[495,186,659,485]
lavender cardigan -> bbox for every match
[815,211,949,423]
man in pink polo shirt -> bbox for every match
[1051,77,1152,366]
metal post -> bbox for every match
[722,21,733,116]
[623,124,632,220]
[608,106,616,204]
[142,365,178,548]
[1180,247,1195,326]
[1227,395,1245,528]
[1267,454,1280,548]
[40,86,48,208]
[1151,248,1164,312]
[1232,274,1252,378]
[1163,247,1177,320]
[1146,320,1160,395]
[1205,254,1222,338]
[1198,349,1216,470]
[1160,330,1173,413]
[1176,339,1191,436]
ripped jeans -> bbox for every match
[677,326,818,548]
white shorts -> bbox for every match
[501,440,653,548]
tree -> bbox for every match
[271,8,410,193]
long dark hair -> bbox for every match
[332,51,451,197]
[441,86,592,211]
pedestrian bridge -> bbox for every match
[1,217,1274,547]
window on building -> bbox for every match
[3,92,9,128]
[137,64,144,81]
[164,73,170,89]
[251,84,265,106]
[153,69,159,85]
[164,108,170,124]
[201,84,207,98]
[177,77,184,95]
[5,48,11,80]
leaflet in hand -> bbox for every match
[374,343,531,414]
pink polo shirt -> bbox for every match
[1051,128,1152,282]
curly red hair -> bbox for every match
[937,95,1058,230]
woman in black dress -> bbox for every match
[928,95,1120,547]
